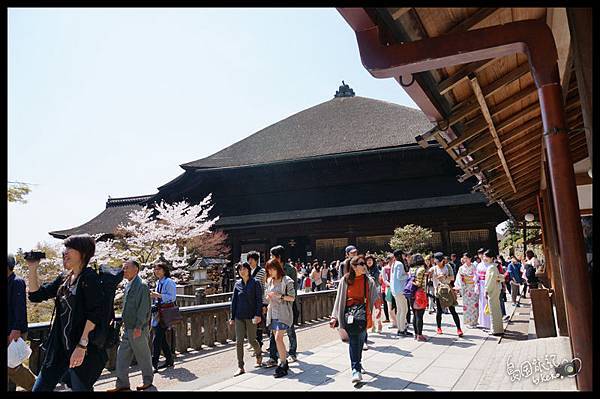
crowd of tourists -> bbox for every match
[7,233,544,390]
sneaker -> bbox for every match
[437,327,443,335]
[457,328,464,337]
[351,370,361,383]
[287,354,297,363]
[264,358,278,368]
[397,330,406,337]
[403,329,413,337]
[382,319,390,323]
[362,342,369,351]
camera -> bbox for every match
[23,251,46,261]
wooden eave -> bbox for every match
[366,7,586,221]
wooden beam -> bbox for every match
[391,8,411,20]
[446,8,500,34]
[436,8,501,95]
[575,172,592,186]
[438,58,495,95]
[469,74,516,193]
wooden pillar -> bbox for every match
[567,8,593,166]
[539,189,569,336]
[539,82,593,391]
[488,226,499,254]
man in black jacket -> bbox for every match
[7,254,36,391]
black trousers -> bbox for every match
[406,297,412,324]
[381,293,389,320]
[410,298,424,335]
[435,298,461,329]
[152,325,173,366]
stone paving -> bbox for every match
[43,295,577,391]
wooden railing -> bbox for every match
[25,289,336,375]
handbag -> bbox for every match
[413,288,428,310]
[385,285,393,302]
[158,302,183,329]
[403,276,418,299]
[343,276,368,335]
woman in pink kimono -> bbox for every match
[455,253,479,328]
[476,257,491,330]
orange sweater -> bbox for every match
[346,274,372,329]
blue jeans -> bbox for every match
[32,364,90,392]
[348,330,367,373]
[269,322,297,359]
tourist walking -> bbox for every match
[108,259,154,392]
[507,255,523,306]
[484,250,504,336]
[475,249,491,331]
[264,259,296,378]
[27,234,107,391]
[247,251,267,351]
[7,253,36,391]
[391,249,411,337]
[230,262,263,376]
[265,246,298,367]
[382,254,397,328]
[150,255,176,373]
[311,263,322,292]
[409,254,429,341]
[431,252,463,337]
[424,255,436,314]
[320,262,329,290]
[365,254,382,334]
[454,253,479,329]
[329,255,378,383]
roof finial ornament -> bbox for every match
[334,81,355,98]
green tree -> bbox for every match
[8,183,31,203]
[389,224,434,254]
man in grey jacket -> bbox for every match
[108,259,153,392]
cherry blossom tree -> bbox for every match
[92,194,225,288]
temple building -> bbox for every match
[50,83,506,263]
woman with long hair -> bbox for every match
[329,255,378,384]
[264,258,296,378]
[27,234,106,391]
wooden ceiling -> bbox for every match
[379,7,587,221]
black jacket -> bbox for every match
[7,273,28,335]
[231,278,262,320]
[28,267,107,386]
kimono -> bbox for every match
[476,261,491,329]
[485,262,504,334]
[455,263,479,327]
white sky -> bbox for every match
[8,8,507,253]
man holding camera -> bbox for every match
[7,253,37,391]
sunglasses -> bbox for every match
[355,262,366,266]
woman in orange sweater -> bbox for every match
[329,255,378,384]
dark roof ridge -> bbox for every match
[106,194,154,208]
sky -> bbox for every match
[7,8,507,253]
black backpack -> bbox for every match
[89,266,124,349]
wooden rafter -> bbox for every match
[436,8,500,94]
[469,74,516,193]
[391,8,412,20]
[446,8,500,34]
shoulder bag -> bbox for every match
[343,276,368,335]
